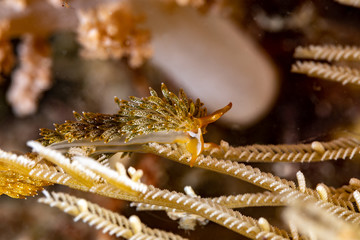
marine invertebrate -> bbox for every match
[3,130,360,240]
[39,190,187,240]
[292,45,360,85]
[2,76,360,239]
[3,1,360,240]
[290,1,360,86]
[40,83,231,166]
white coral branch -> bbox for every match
[294,45,360,62]
[6,34,52,116]
[292,61,360,85]
[39,190,187,240]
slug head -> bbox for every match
[183,102,232,166]
[195,102,232,131]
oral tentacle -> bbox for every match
[197,102,232,129]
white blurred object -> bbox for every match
[1,0,278,125]
[135,0,278,126]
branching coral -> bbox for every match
[283,200,360,240]
[292,45,360,86]
[203,137,360,163]
[2,1,360,239]
[76,2,152,68]
[39,190,187,240]
[2,83,360,239]
[292,61,360,85]
[294,45,360,62]
[6,34,52,116]
[291,1,360,86]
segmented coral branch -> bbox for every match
[328,183,357,200]
[204,137,360,163]
[39,191,187,240]
[29,140,148,198]
[294,45,360,61]
[132,191,286,211]
[26,143,292,239]
[0,170,50,198]
[138,186,291,240]
[210,192,286,208]
[0,148,86,196]
[292,42,360,87]
[0,149,36,172]
[283,201,360,240]
[3,74,360,239]
[69,150,292,237]
[28,141,104,189]
[0,143,139,201]
[132,190,288,231]
[292,61,360,85]
[144,143,360,224]
[73,150,291,239]
[2,129,360,239]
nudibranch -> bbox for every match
[39,83,231,166]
